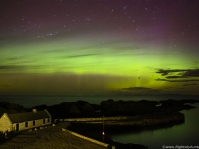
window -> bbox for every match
[48,118,50,123]
[25,122,28,127]
[33,121,35,126]
[16,123,19,131]
[43,119,45,124]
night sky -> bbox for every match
[1,0,199,96]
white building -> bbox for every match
[0,109,51,133]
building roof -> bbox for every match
[7,110,51,123]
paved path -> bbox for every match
[0,123,107,149]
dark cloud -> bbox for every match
[156,69,187,76]
[113,87,163,96]
[183,69,199,77]
[156,68,199,83]
[156,79,167,82]
[163,87,173,89]
[183,83,198,86]
[166,76,186,79]
[156,78,199,82]
[156,68,199,78]
[0,65,49,72]
[63,53,100,58]
[122,87,161,93]
[0,65,25,70]
[123,87,152,91]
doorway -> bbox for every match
[16,123,19,131]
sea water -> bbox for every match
[110,103,199,149]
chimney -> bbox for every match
[32,109,37,113]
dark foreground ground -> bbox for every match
[0,123,107,149]
[0,99,198,149]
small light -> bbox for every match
[102,132,105,135]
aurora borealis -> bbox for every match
[0,0,199,96]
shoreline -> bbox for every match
[0,95,199,109]
[65,111,184,149]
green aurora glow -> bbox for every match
[0,0,199,96]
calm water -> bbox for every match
[110,103,199,149]
[1,95,199,108]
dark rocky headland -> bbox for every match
[0,98,199,149]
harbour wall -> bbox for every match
[62,128,109,148]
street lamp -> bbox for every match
[102,115,105,142]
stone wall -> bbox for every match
[62,128,109,148]
[56,112,184,127]
[56,116,137,122]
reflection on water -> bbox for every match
[110,103,199,149]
